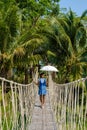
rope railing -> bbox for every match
[1,74,87,130]
[49,77,87,130]
[0,77,37,130]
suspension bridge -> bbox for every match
[0,74,87,130]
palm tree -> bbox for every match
[0,1,21,78]
[36,10,87,82]
[12,28,46,83]
[36,16,73,64]
[63,10,87,81]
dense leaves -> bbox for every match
[0,0,87,83]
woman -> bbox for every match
[34,72,48,108]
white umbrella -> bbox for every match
[40,65,58,72]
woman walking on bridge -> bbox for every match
[34,72,48,109]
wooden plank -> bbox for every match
[29,90,57,130]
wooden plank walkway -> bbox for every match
[29,90,57,130]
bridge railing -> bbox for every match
[49,77,87,130]
[0,77,37,130]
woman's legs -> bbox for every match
[43,95,45,104]
[40,95,43,106]
[40,95,46,107]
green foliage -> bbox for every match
[0,0,87,84]
[41,10,87,82]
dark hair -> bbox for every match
[40,72,44,77]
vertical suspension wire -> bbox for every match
[29,84,32,126]
[81,80,85,130]
[30,83,34,120]
[67,84,70,130]
[54,84,58,125]
[59,85,62,122]
[78,82,82,129]
[18,84,25,130]
[65,84,68,130]
[31,83,34,116]
[10,81,16,129]
[77,79,85,130]
[14,82,18,130]
[27,84,31,123]
[66,85,69,130]
[76,81,80,130]
[53,83,55,117]
[24,84,29,129]
[61,85,64,130]
[69,84,73,130]
[71,81,79,130]
[29,83,33,123]
[56,84,59,123]
[55,84,58,124]
[67,83,72,130]
[23,84,27,130]
[56,84,59,124]
[73,81,77,129]
[55,84,57,124]
[53,83,56,121]
[7,81,14,129]
[27,84,31,126]
[1,79,8,130]
[71,83,75,130]
[77,81,80,130]
[51,82,55,118]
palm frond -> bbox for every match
[81,10,87,19]
[13,47,25,57]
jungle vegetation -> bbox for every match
[0,0,87,84]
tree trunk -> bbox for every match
[24,68,28,84]
[0,68,7,78]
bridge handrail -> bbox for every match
[0,77,37,130]
[49,76,87,130]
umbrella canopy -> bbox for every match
[40,65,58,72]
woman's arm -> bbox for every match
[33,81,39,85]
